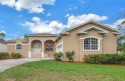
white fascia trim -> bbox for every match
[78,31,87,34]
[61,20,119,33]
[112,32,121,35]
[80,36,102,40]
[7,44,29,45]
[82,36,101,51]
[60,32,69,35]
[98,31,108,34]
[29,39,42,44]
[79,26,108,34]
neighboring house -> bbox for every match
[0,38,7,52]
[7,20,120,61]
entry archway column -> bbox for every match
[41,41,44,57]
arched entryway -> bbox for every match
[44,40,55,57]
[31,40,42,53]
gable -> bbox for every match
[78,26,108,34]
[60,20,120,35]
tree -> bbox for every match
[117,19,125,32]
[117,35,125,53]
[0,32,5,38]
[117,19,125,53]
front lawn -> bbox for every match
[0,60,125,81]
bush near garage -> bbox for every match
[84,54,125,64]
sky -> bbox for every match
[0,0,125,40]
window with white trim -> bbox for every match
[84,38,99,51]
[16,44,22,50]
[56,44,62,52]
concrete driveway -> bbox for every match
[0,58,54,72]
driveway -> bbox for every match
[0,58,54,72]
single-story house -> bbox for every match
[0,38,7,52]
[7,20,120,61]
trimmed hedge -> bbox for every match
[0,52,9,60]
[54,52,63,61]
[84,54,125,64]
[11,53,22,59]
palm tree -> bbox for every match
[0,32,5,38]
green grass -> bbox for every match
[0,60,125,81]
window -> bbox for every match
[84,38,99,51]
[45,45,53,51]
[16,44,22,50]
[56,44,62,52]
[45,40,54,51]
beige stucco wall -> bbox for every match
[0,43,7,52]
[7,22,117,60]
[7,44,29,58]
[61,23,117,62]
[7,36,57,58]
[7,39,29,58]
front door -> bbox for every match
[34,44,41,53]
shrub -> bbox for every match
[0,52,9,60]
[66,51,75,62]
[54,52,63,61]
[84,54,125,64]
[11,53,22,59]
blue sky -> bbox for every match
[0,0,125,40]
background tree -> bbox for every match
[117,35,125,53]
[0,32,5,38]
[117,18,125,53]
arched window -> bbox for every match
[31,40,42,48]
[16,44,22,50]
[84,37,99,51]
[31,40,42,53]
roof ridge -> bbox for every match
[60,20,119,34]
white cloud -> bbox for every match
[66,6,77,11]
[0,0,56,13]
[22,14,108,34]
[78,0,85,4]
[32,17,41,22]
[65,13,70,17]
[0,0,15,7]
[47,12,52,16]
[67,14,108,26]
[22,17,67,34]
[106,18,125,29]
[0,30,6,33]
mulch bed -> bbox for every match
[55,60,125,66]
